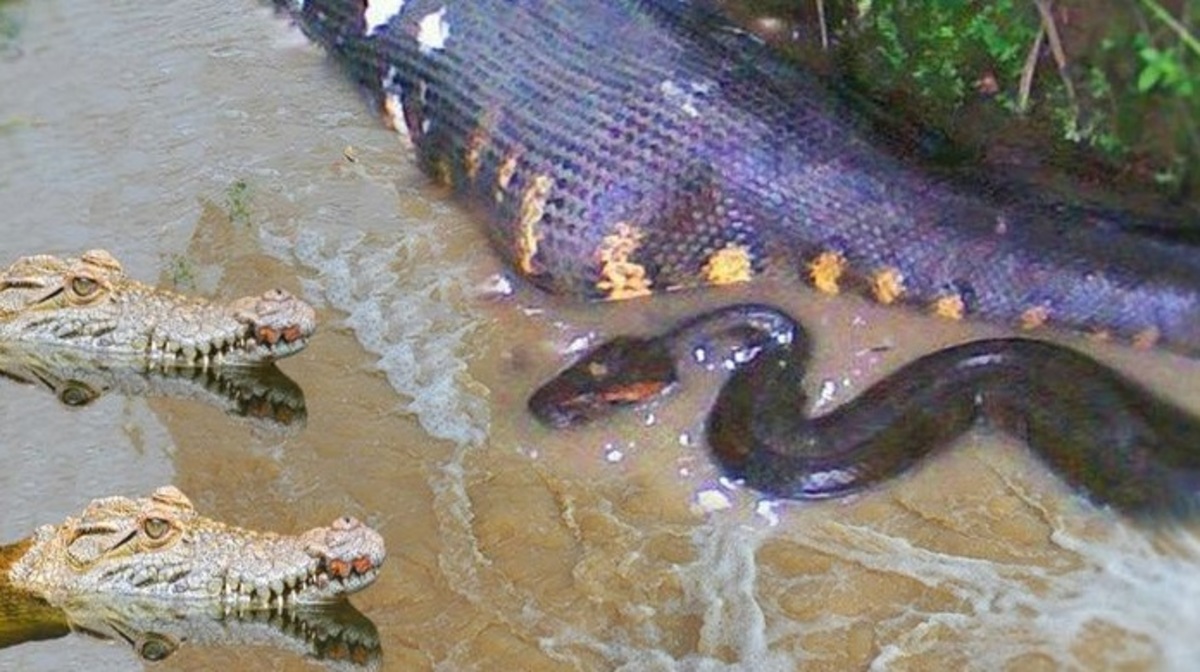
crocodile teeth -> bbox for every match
[213,556,381,607]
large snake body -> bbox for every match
[281,0,1200,353]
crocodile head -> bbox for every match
[7,486,385,607]
[0,249,316,367]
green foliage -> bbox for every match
[844,0,1198,194]
[853,0,1039,109]
[1136,38,1193,97]
[0,116,33,134]
[224,179,253,227]
[0,3,21,52]
[165,254,196,291]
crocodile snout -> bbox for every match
[232,288,317,350]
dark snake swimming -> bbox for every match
[530,304,1200,519]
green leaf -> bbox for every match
[1138,64,1163,92]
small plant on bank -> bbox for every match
[165,253,196,291]
[224,179,253,227]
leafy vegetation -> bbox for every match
[224,179,253,227]
[165,253,196,291]
[844,0,1198,196]
[0,1,22,56]
[853,0,1040,109]
[734,0,1197,198]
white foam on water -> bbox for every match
[521,487,1200,670]
[844,519,1200,669]
[260,223,490,447]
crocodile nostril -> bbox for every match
[257,326,281,345]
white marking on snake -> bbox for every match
[659,79,701,118]
[417,7,451,53]
[364,0,406,35]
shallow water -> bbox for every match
[2,1,1199,669]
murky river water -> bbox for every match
[2,1,1199,669]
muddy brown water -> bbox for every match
[2,1,1199,670]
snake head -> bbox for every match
[528,335,678,429]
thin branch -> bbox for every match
[816,0,829,51]
[1034,0,1079,119]
[1018,23,1047,113]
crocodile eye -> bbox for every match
[138,636,177,662]
[143,517,171,540]
[69,275,101,299]
[59,381,100,407]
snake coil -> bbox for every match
[530,304,1200,520]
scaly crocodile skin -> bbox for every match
[0,249,316,367]
[5,486,384,607]
[279,0,1200,354]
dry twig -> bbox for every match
[1034,0,1079,119]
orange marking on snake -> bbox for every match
[870,267,905,305]
[516,174,554,276]
[932,294,965,321]
[596,222,653,299]
[702,244,754,286]
[1133,327,1161,350]
[1020,305,1051,330]
[808,250,845,295]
